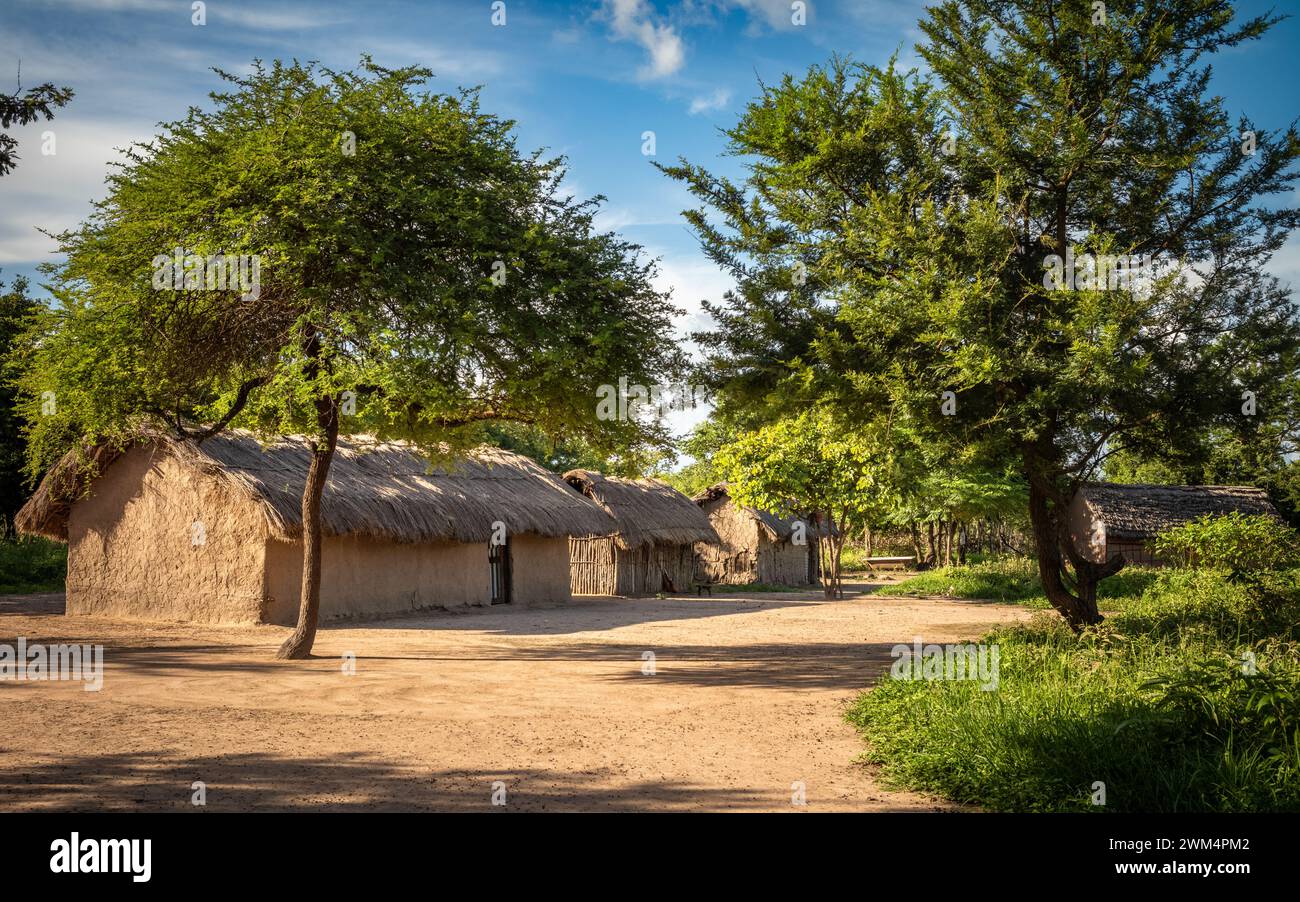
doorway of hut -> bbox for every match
[489,537,512,605]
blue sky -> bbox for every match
[1,0,1298,437]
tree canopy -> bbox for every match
[661,0,1300,629]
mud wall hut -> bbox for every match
[16,431,615,624]
[563,470,720,596]
[1068,482,1280,566]
[692,483,817,586]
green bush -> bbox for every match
[847,568,1300,811]
[839,544,869,572]
[1154,512,1300,572]
[0,537,68,594]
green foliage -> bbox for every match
[0,275,39,520]
[656,418,739,497]
[714,408,892,594]
[849,569,1300,811]
[14,58,683,479]
[837,544,870,572]
[0,535,67,594]
[1154,513,1300,572]
[715,408,886,527]
[480,422,611,475]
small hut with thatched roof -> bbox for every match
[1068,482,1281,565]
[692,483,818,586]
[562,470,720,596]
[16,431,615,623]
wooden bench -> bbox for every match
[866,556,915,571]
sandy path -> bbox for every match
[0,581,1031,811]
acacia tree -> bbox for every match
[663,1,1300,631]
[716,409,889,597]
[16,59,681,658]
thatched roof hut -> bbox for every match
[563,470,718,596]
[563,470,719,549]
[1069,482,1280,565]
[17,430,615,623]
[692,482,807,543]
[691,483,818,586]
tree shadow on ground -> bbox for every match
[349,641,908,691]
[0,749,895,812]
[340,581,897,636]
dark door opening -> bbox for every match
[489,537,512,605]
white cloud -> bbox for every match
[688,87,731,115]
[599,0,686,81]
[1267,231,1300,293]
[213,6,349,31]
[0,118,154,263]
[652,252,728,440]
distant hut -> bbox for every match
[15,431,615,623]
[692,483,818,586]
[1069,483,1280,565]
[563,470,720,596]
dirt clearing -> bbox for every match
[0,581,1031,811]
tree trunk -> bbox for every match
[277,391,341,660]
[822,535,833,598]
[926,521,937,567]
[1023,449,1119,632]
[831,532,844,598]
[957,522,967,565]
[910,521,925,567]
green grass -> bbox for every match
[839,544,870,572]
[0,537,68,594]
[847,567,1300,812]
[875,556,1160,609]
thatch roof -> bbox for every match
[17,430,616,545]
[692,482,816,542]
[563,470,719,550]
[1080,483,1280,541]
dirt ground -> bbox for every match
[0,579,1031,812]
